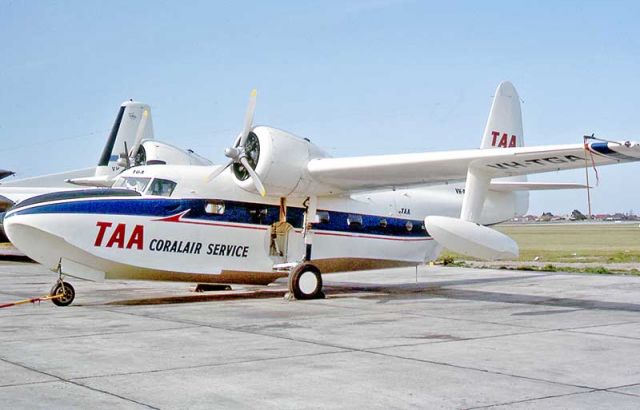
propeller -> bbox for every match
[117,109,149,169]
[207,89,266,197]
[129,109,149,160]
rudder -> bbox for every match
[480,81,524,149]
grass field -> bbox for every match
[441,222,640,264]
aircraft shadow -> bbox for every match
[324,275,640,313]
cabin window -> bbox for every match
[113,177,151,193]
[347,214,363,228]
[205,200,225,215]
[379,218,388,228]
[147,178,177,197]
[249,207,270,224]
[405,221,414,232]
[317,211,330,224]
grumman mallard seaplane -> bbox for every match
[4,82,640,305]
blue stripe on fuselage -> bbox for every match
[8,198,429,238]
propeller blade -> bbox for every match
[239,89,257,148]
[206,160,233,182]
[129,109,149,157]
[240,156,266,197]
[123,141,131,169]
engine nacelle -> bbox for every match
[139,141,212,166]
[233,126,329,197]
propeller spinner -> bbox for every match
[207,89,267,197]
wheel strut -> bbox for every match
[49,261,76,307]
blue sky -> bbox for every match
[1,0,639,214]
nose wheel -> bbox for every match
[288,263,324,300]
[50,280,75,307]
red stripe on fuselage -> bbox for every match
[154,211,269,231]
[154,212,428,240]
[313,231,432,242]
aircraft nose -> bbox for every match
[3,211,64,270]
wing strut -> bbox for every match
[425,165,519,260]
[460,167,490,223]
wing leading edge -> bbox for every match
[307,141,640,191]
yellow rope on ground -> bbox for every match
[0,294,63,309]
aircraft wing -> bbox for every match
[0,187,83,206]
[0,167,95,188]
[0,167,95,205]
[307,141,640,191]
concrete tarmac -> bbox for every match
[1,260,640,409]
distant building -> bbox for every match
[504,211,638,224]
[539,212,554,222]
[570,209,587,221]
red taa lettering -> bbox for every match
[498,133,508,147]
[94,222,145,250]
[106,224,126,248]
[94,222,112,246]
[491,130,500,146]
[491,131,518,148]
[126,225,144,250]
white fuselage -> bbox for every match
[4,166,525,285]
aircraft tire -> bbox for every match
[50,281,75,307]
[289,263,324,300]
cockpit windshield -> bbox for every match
[112,177,151,193]
[146,178,177,197]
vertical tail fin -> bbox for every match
[481,81,528,217]
[95,101,154,177]
[480,81,524,149]
[462,81,528,223]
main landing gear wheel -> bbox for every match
[50,281,75,307]
[288,263,324,300]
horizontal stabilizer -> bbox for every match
[425,216,518,260]
[489,181,587,191]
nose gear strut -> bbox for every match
[49,259,75,306]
